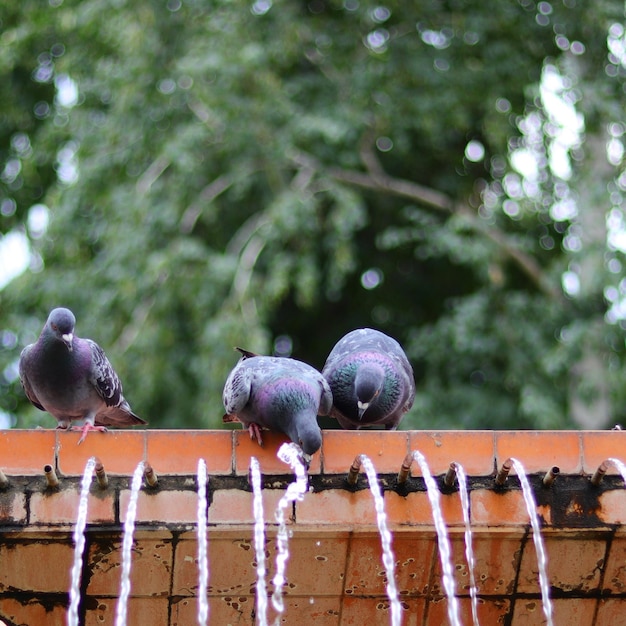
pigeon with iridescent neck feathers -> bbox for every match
[322,328,415,430]
[223,348,332,456]
[19,307,146,443]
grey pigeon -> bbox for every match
[222,348,332,455]
[322,328,415,430]
[19,307,146,443]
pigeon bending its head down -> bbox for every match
[322,328,415,430]
[222,349,332,456]
[19,307,146,443]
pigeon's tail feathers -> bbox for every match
[95,404,146,428]
[234,346,261,360]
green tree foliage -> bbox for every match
[1,0,625,430]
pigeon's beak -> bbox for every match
[357,401,369,419]
[62,333,74,352]
[296,441,313,468]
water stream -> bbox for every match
[608,457,626,485]
[271,443,309,623]
[359,454,402,626]
[67,456,97,626]
[453,462,480,626]
[410,451,461,626]
[509,457,554,626]
[250,457,269,626]
[115,460,145,626]
[196,458,209,626]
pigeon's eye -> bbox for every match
[51,323,58,331]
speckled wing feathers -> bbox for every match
[86,339,123,407]
[222,361,253,416]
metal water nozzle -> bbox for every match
[590,460,609,486]
[95,459,108,489]
[144,463,158,488]
[542,466,560,488]
[44,464,59,488]
[397,453,415,485]
[443,462,457,488]
[347,455,364,485]
[495,458,513,486]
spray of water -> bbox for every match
[250,457,269,626]
[359,455,402,626]
[453,461,480,626]
[115,460,145,626]
[608,457,626,485]
[509,457,553,626]
[411,451,461,626]
[196,458,209,626]
[67,456,97,626]
[271,443,309,622]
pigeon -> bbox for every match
[19,307,146,443]
[222,348,332,456]
[322,328,415,430]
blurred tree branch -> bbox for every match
[290,149,560,300]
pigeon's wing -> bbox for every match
[395,351,416,411]
[85,339,124,408]
[317,375,333,416]
[18,345,46,411]
[223,363,253,415]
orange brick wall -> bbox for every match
[0,428,625,625]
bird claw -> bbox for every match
[72,423,108,445]
[248,423,263,447]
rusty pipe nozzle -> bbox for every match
[347,454,364,485]
[542,465,560,488]
[591,460,609,486]
[495,458,513,486]
[0,468,9,489]
[44,464,59,489]
[95,459,108,489]
[144,463,158,488]
[397,453,415,485]
[443,462,457,488]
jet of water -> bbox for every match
[271,443,309,622]
[608,457,626,485]
[250,457,269,626]
[115,460,145,626]
[67,456,97,626]
[196,458,209,626]
[509,457,554,626]
[453,461,480,626]
[411,451,461,626]
[359,454,403,626]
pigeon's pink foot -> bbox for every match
[72,423,108,444]
[248,423,263,447]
